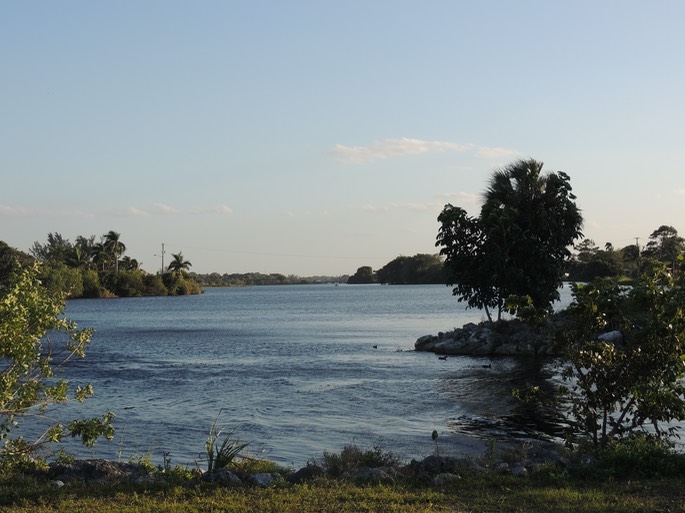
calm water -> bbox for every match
[46,284,573,467]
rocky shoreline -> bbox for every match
[41,438,572,488]
[414,317,570,357]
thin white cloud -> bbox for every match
[350,202,437,213]
[674,188,685,196]
[129,207,150,217]
[106,204,235,217]
[352,193,483,216]
[150,203,180,215]
[436,192,482,207]
[330,137,519,164]
[189,204,234,215]
[214,204,234,214]
[474,146,520,159]
[0,204,91,218]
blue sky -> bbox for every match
[2,1,684,275]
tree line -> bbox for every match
[192,272,348,287]
[0,231,201,298]
[347,254,446,284]
[566,226,685,282]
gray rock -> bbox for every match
[246,472,284,487]
[598,330,623,344]
[495,462,510,473]
[287,464,324,484]
[202,469,243,486]
[432,472,461,487]
[510,464,528,477]
[344,467,395,485]
[48,459,150,482]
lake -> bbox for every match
[46,284,574,467]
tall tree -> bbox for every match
[644,225,684,271]
[167,252,192,275]
[30,233,72,262]
[437,159,583,321]
[90,241,109,272]
[103,231,126,273]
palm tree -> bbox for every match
[119,256,140,271]
[90,241,109,272]
[104,231,126,273]
[167,252,192,275]
[481,158,583,312]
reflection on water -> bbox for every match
[440,357,567,443]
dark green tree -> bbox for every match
[30,233,72,262]
[0,242,33,285]
[375,254,444,284]
[437,159,583,321]
[90,241,109,272]
[347,266,376,284]
[644,225,684,271]
[167,252,192,275]
[103,231,126,273]
[567,239,622,282]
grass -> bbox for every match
[3,436,685,512]
[2,468,685,512]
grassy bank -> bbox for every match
[2,472,684,513]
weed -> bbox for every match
[204,411,249,472]
[315,444,403,478]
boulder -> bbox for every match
[415,319,561,356]
[201,469,243,486]
[287,463,324,484]
[344,466,395,485]
[246,472,284,487]
[432,472,461,487]
[48,459,150,482]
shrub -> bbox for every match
[595,435,685,478]
[0,263,114,467]
[204,413,249,472]
[559,264,685,448]
[317,444,402,478]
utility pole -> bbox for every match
[635,237,641,273]
[155,243,166,274]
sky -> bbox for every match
[2,1,684,276]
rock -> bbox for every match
[415,334,438,350]
[48,459,150,482]
[411,455,471,475]
[344,467,395,485]
[432,472,461,487]
[287,464,324,484]
[51,480,65,488]
[598,330,623,344]
[415,317,565,356]
[510,464,528,477]
[246,472,284,487]
[202,469,243,486]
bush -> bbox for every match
[0,263,114,467]
[595,435,685,478]
[316,444,403,478]
[559,264,685,448]
[81,269,103,297]
[142,274,167,296]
